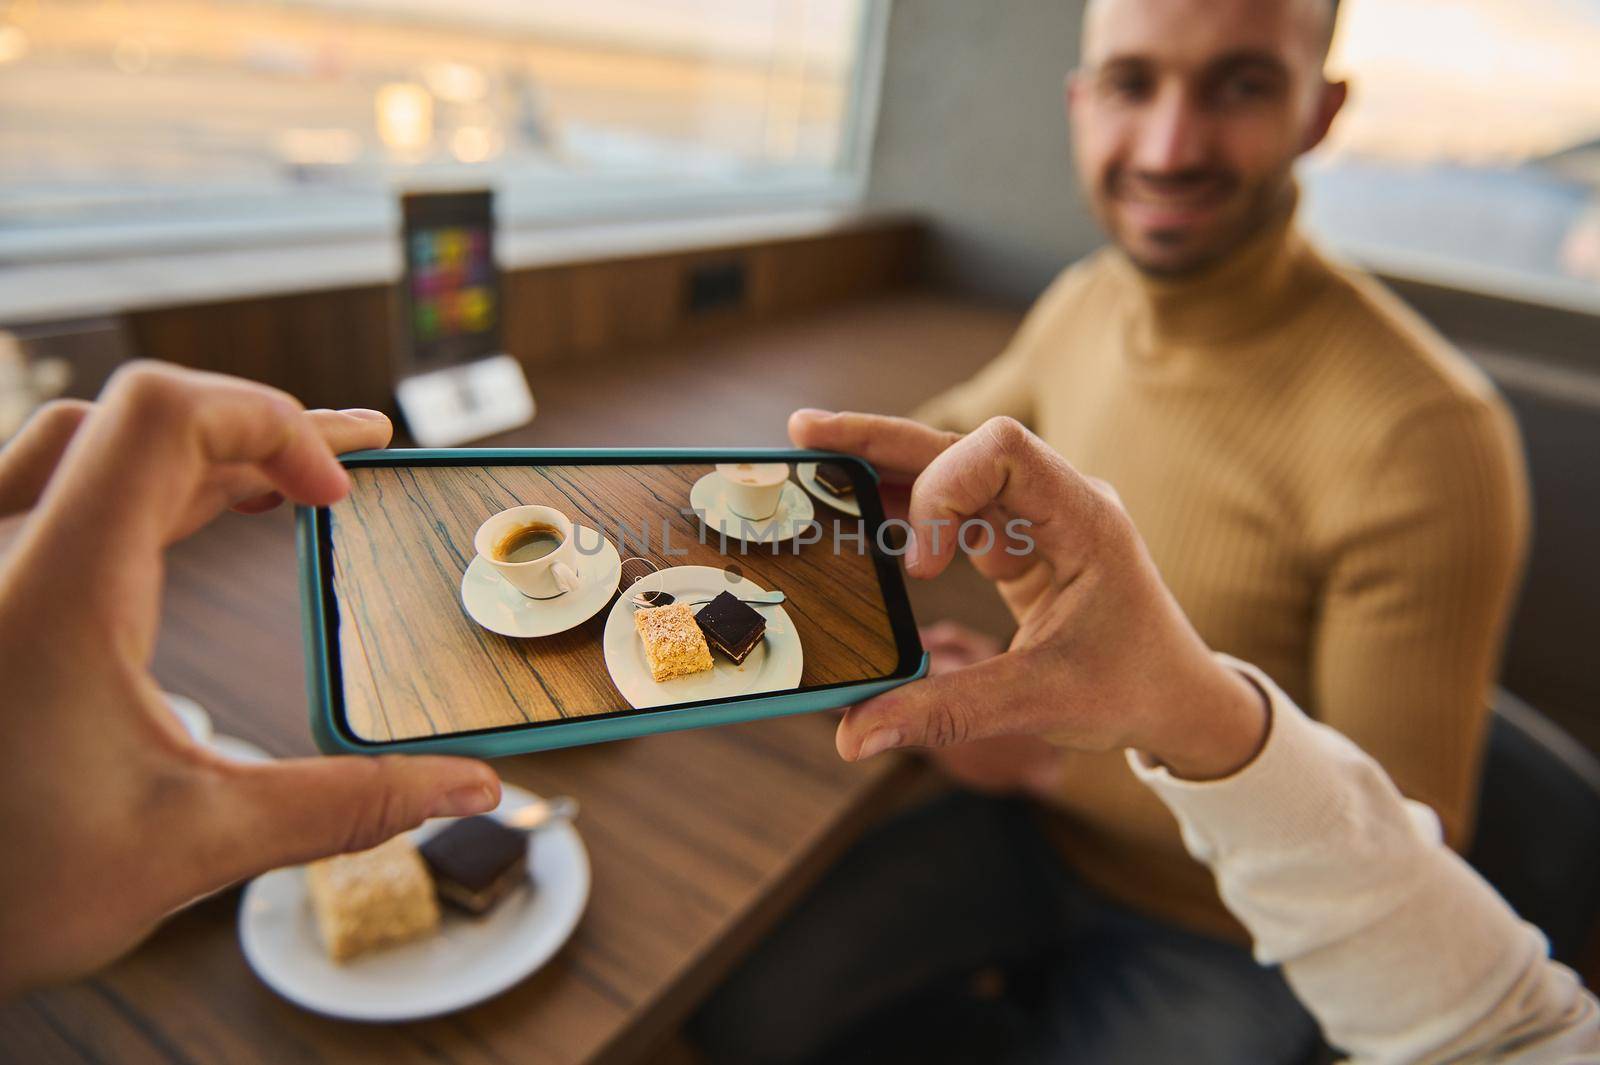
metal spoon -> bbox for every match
[498,795,579,832]
[627,589,787,609]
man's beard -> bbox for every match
[1099,167,1295,278]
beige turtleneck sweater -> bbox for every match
[914,210,1530,942]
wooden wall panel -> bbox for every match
[128,284,398,412]
[747,227,920,316]
[120,219,922,412]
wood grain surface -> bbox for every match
[332,463,900,740]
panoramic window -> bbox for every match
[1302,0,1600,305]
[0,0,881,260]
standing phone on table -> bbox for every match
[298,449,928,757]
[398,190,501,373]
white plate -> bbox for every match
[239,783,590,1022]
[165,692,212,744]
[460,525,620,638]
[797,461,861,518]
[602,565,803,709]
[209,733,273,764]
[688,474,815,545]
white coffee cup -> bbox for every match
[715,462,790,520]
[474,505,581,599]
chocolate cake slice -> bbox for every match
[814,461,856,497]
[420,816,529,916]
[695,590,767,665]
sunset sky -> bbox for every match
[1326,0,1600,164]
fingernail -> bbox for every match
[856,729,902,760]
[429,784,496,818]
[793,407,833,420]
[904,536,920,571]
[342,408,389,421]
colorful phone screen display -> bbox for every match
[320,459,922,742]
[399,191,500,368]
[408,228,495,341]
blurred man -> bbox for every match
[809,411,1597,1064]
[916,0,1527,941]
[695,0,1528,1062]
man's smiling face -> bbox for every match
[1069,0,1346,276]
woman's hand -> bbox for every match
[789,410,1267,779]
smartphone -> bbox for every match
[298,449,928,757]
[398,190,502,374]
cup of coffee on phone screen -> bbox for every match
[715,462,789,520]
[475,505,580,598]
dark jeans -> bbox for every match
[689,791,1321,1065]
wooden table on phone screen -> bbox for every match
[334,462,900,739]
[0,503,917,1065]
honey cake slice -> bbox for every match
[634,603,714,682]
[304,835,440,962]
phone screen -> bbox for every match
[399,190,501,371]
[317,456,922,743]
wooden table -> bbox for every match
[0,503,918,1065]
[0,292,1025,1064]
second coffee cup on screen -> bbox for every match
[715,462,790,520]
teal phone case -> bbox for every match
[298,448,929,758]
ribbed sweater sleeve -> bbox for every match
[1133,656,1600,1064]
[1310,394,1530,847]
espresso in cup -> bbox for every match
[494,522,565,564]
[474,505,581,599]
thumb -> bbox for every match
[206,754,500,882]
[836,651,1057,761]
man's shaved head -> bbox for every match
[1083,0,1341,67]
[1068,0,1348,275]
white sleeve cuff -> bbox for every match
[1127,654,1443,861]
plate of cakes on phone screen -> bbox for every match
[797,460,861,517]
[238,783,589,1021]
[601,565,803,709]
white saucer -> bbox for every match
[602,565,804,709]
[239,782,590,1022]
[460,525,620,638]
[689,474,816,545]
[166,692,212,744]
[797,461,861,517]
[210,733,273,764]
